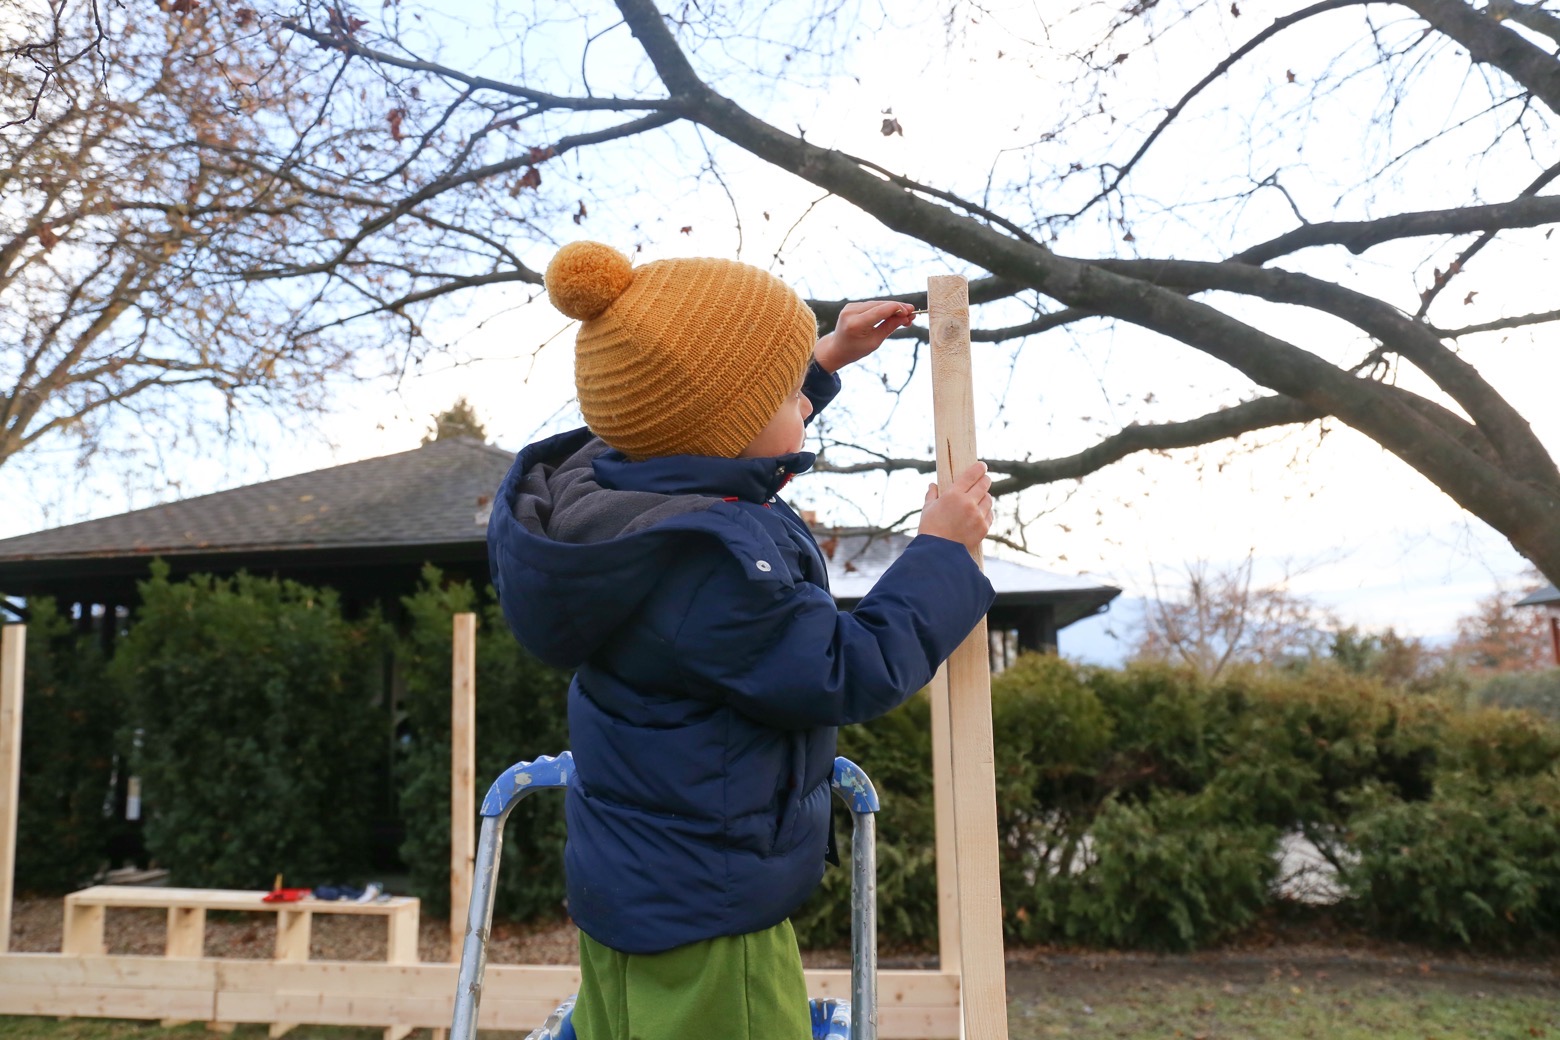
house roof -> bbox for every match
[820,529,1119,628]
[0,438,516,604]
[0,437,513,562]
[0,442,1120,633]
[1517,584,1560,607]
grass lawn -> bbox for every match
[1005,966,1560,1039]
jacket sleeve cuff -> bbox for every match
[802,360,841,423]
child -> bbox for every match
[488,241,995,1040]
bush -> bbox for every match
[13,599,126,892]
[1341,770,1560,945]
[795,656,1560,952]
[1439,702,1560,781]
[1217,666,1441,828]
[394,567,571,920]
[110,563,386,888]
[1476,669,1560,722]
[1032,789,1278,950]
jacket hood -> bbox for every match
[487,427,815,668]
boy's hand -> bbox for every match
[918,462,994,554]
[814,300,917,373]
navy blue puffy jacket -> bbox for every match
[487,365,995,954]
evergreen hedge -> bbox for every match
[13,599,125,892]
[393,567,571,920]
[795,656,1560,951]
[109,563,387,889]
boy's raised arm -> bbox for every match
[673,533,994,730]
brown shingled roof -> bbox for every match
[0,438,512,561]
[0,438,517,606]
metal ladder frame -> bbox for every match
[451,751,880,1040]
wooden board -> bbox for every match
[0,624,24,955]
[166,907,206,959]
[928,665,962,975]
[64,886,417,915]
[928,274,1010,1040]
[450,611,477,964]
[0,955,961,1037]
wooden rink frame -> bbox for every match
[0,626,965,1037]
[0,956,961,1036]
[0,276,1002,1037]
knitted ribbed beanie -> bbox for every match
[546,241,818,459]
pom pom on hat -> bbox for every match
[546,241,635,320]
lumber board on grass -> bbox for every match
[0,624,23,955]
[928,273,1010,1040]
[0,984,214,1019]
[0,957,216,1018]
[450,611,477,964]
[0,955,963,1037]
[210,959,580,999]
[0,953,220,986]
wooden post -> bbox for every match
[450,613,477,963]
[928,274,1009,1040]
[928,666,961,976]
[0,625,23,955]
[266,908,312,1038]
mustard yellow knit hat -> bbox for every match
[545,241,818,459]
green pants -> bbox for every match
[572,919,812,1040]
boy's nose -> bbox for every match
[801,396,813,420]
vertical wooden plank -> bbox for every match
[387,902,419,964]
[0,625,23,954]
[161,905,207,1027]
[386,897,419,1039]
[166,906,207,958]
[928,274,1009,1040]
[274,908,311,961]
[928,665,962,977]
[61,900,105,956]
[267,909,311,1038]
[450,611,477,962]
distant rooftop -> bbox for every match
[1517,584,1560,608]
[819,529,1119,629]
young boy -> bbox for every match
[488,241,995,1039]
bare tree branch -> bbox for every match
[817,395,1322,495]
[1432,307,1560,338]
[1070,0,1375,219]
[1233,191,1560,266]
